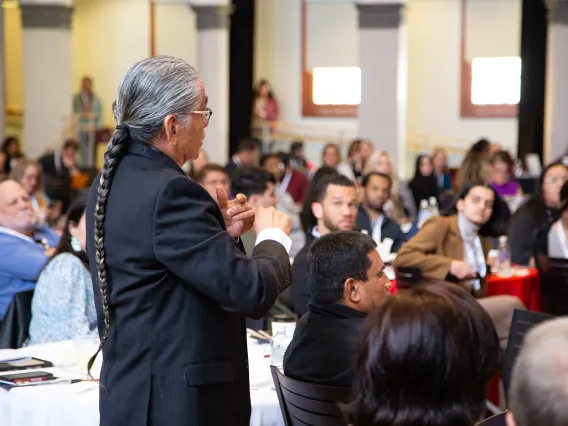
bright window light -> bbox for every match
[312,67,361,105]
[471,57,521,106]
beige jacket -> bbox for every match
[393,215,492,297]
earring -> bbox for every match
[70,235,81,252]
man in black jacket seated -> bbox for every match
[284,231,391,387]
[292,174,358,316]
[356,172,405,252]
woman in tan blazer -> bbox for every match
[394,182,524,346]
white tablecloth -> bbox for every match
[0,340,284,426]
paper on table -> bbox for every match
[0,350,27,363]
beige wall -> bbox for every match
[3,5,23,112]
[254,0,521,162]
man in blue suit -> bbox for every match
[0,180,59,318]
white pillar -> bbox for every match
[192,2,229,165]
[20,1,73,160]
[356,1,407,176]
[544,0,568,163]
[0,4,6,140]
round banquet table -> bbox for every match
[485,267,541,311]
[0,340,284,426]
[388,267,541,311]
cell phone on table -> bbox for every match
[0,370,54,384]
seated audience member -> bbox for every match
[0,151,7,182]
[506,318,568,426]
[347,139,373,183]
[10,159,50,224]
[364,150,413,223]
[1,136,23,175]
[491,150,521,198]
[225,138,257,173]
[292,174,358,317]
[195,164,230,204]
[394,182,524,346]
[261,154,305,257]
[38,139,80,214]
[319,143,357,183]
[0,180,60,319]
[299,167,339,234]
[289,141,312,174]
[346,282,499,426]
[356,172,405,252]
[433,148,452,191]
[408,154,439,212]
[230,167,278,254]
[509,163,568,266]
[262,152,308,204]
[284,231,391,387]
[536,180,568,260]
[28,196,97,345]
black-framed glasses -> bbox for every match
[191,107,212,124]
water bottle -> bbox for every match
[270,330,289,371]
[417,199,430,228]
[428,196,439,217]
[495,236,512,278]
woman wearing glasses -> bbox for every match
[508,163,568,266]
[85,56,292,426]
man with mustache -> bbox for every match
[0,180,59,319]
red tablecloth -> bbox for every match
[388,267,541,311]
[485,268,541,311]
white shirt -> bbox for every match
[255,228,292,254]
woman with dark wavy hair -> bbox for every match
[346,282,499,426]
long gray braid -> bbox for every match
[87,56,204,376]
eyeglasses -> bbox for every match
[191,107,213,125]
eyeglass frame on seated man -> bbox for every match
[192,107,213,125]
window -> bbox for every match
[471,57,521,106]
[312,67,361,106]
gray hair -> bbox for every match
[509,317,568,426]
[88,56,204,374]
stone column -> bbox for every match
[0,4,6,140]
[192,2,229,165]
[544,0,568,163]
[356,1,407,175]
[20,1,73,160]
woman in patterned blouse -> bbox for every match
[28,195,97,345]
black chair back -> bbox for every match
[477,412,507,426]
[270,365,350,426]
[0,289,34,349]
[503,309,553,398]
[538,257,568,315]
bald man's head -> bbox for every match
[0,179,35,235]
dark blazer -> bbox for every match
[225,157,239,174]
[356,206,406,253]
[291,232,317,317]
[284,302,365,388]
[86,142,291,426]
[38,151,74,212]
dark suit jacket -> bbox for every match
[356,206,406,253]
[86,142,291,426]
[284,302,365,388]
[38,151,74,212]
[225,158,239,174]
[291,232,316,317]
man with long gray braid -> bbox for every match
[85,56,292,426]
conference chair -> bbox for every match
[271,365,350,426]
[0,289,35,349]
[502,309,554,399]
